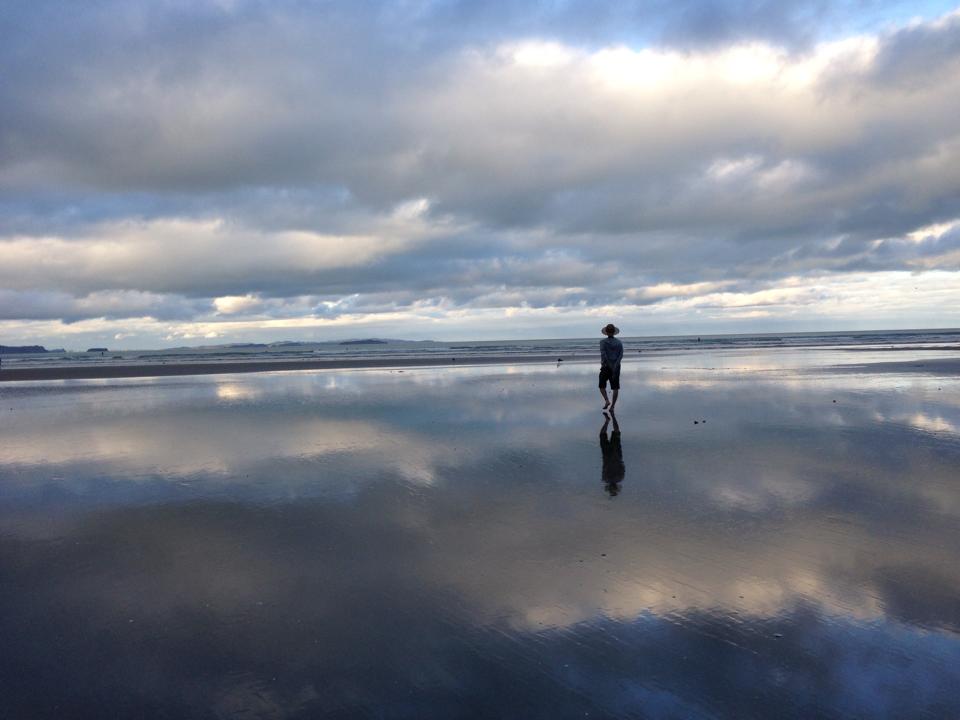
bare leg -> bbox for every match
[609,389,619,410]
[600,388,610,409]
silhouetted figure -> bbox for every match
[600,411,625,497]
[599,323,623,411]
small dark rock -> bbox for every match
[694,421,699,424]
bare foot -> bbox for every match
[602,402,610,410]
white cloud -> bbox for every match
[214,295,262,315]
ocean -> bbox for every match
[2,327,959,370]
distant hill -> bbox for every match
[180,339,423,351]
[0,345,48,354]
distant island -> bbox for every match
[87,347,109,353]
[340,339,389,345]
[0,345,48,354]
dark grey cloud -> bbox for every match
[0,289,211,323]
[867,9,960,87]
[658,0,828,48]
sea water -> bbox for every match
[2,327,959,370]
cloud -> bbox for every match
[0,214,440,297]
[213,294,262,315]
[0,289,210,323]
[2,2,960,344]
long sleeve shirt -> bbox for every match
[600,337,623,368]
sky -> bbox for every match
[2,0,960,349]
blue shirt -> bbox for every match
[600,337,623,368]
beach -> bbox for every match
[0,353,591,382]
[1,350,958,718]
[8,0,960,715]
[2,329,959,383]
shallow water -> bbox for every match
[4,326,959,370]
[1,356,958,718]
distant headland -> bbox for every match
[0,345,50,354]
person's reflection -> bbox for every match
[600,410,625,497]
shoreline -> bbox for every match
[2,353,959,383]
[0,353,595,382]
[823,357,960,375]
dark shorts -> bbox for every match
[599,364,620,390]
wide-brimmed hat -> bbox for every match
[602,323,620,335]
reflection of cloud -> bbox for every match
[1,486,956,716]
[214,382,264,402]
[2,366,959,629]
[1,412,449,486]
[708,472,817,512]
[866,407,960,436]
[1,377,452,485]
[904,412,958,435]
[1,364,959,716]
[644,377,720,390]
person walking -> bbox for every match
[599,323,623,411]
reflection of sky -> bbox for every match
[0,359,958,717]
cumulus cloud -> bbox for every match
[1,1,960,345]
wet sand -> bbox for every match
[3,351,959,383]
[0,359,958,718]
[0,353,592,382]
[826,356,960,375]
